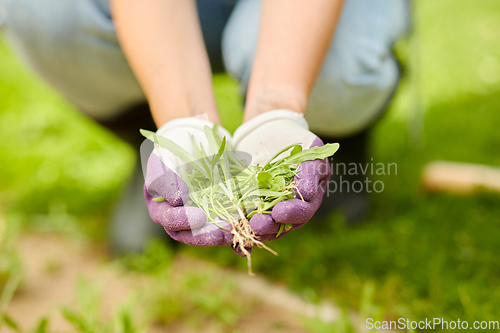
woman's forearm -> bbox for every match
[111,0,219,127]
[245,0,344,121]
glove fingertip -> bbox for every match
[249,213,280,235]
[271,199,313,224]
[150,205,207,232]
[145,154,190,207]
[185,207,208,230]
[296,178,317,202]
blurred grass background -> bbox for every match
[1,0,500,329]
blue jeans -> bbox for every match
[0,0,410,137]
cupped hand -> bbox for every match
[142,117,235,247]
[232,110,331,252]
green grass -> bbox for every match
[1,0,500,330]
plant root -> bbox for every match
[227,207,278,276]
[285,181,305,202]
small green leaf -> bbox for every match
[3,314,20,331]
[256,189,290,197]
[263,144,301,168]
[152,197,166,202]
[197,143,213,175]
[276,223,293,238]
[190,134,203,160]
[257,171,272,189]
[276,223,285,238]
[247,210,257,219]
[267,165,292,177]
[260,195,288,212]
[117,312,134,333]
[34,317,49,333]
[212,123,223,145]
[290,145,302,156]
[204,125,218,155]
[244,189,289,201]
[210,136,226,169]
[61,306,92,333]
[271,176,286,191]
[283,143,340,166]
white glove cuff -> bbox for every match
[157,117,231,140]
[152,117,232,172]
[232,109,309,147]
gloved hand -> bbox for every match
[143,117,235,247]
[232,109,331,243]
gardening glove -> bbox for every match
[232,110,331,242]
[143,117,235,247]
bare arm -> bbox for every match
[245,0,344,121]
[111,0,219,127]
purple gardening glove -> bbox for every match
[142,117,235,247]
[232,110,332,252]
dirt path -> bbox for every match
[2,233,340,332]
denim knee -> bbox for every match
[1,0,144,119]
[306,38,401,137]
[305,0,410,137]
[222,0,410,137]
